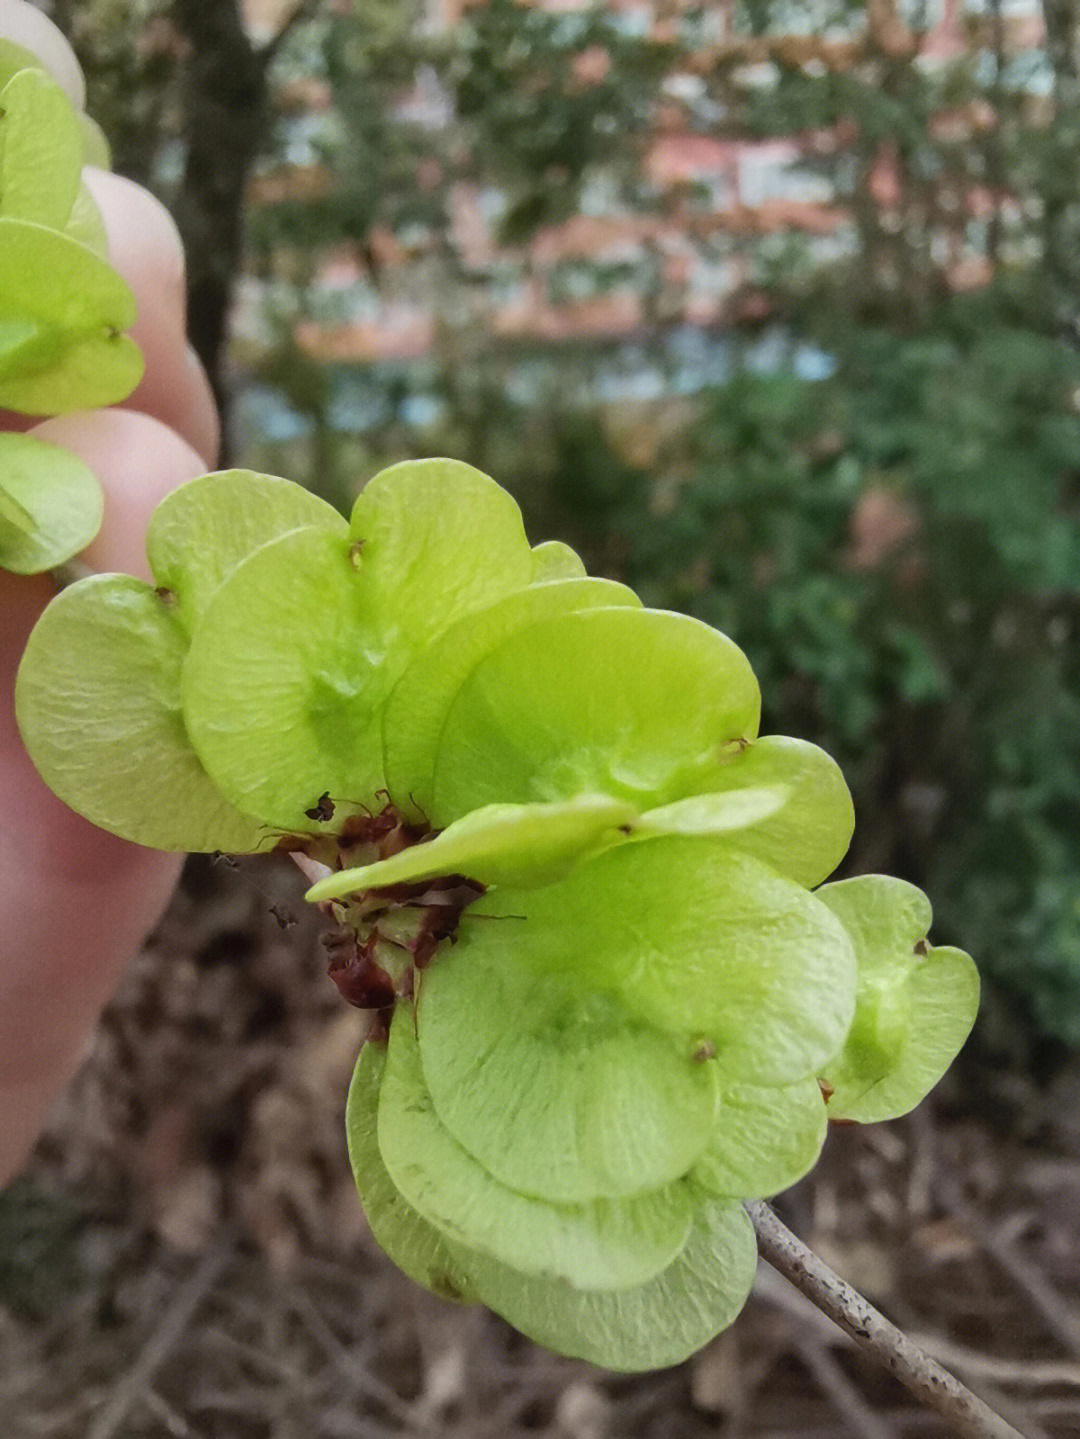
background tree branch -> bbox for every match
[170,0,323,450]
[747,1201,1027,1439]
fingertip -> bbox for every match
[29,410,208,582]
[122,328,221,470]
[81,170,220,465]
[83,168,187,327]
[0,0,85,109]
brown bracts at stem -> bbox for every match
[329,876,485,982]
[299,797,486,1021]
[398,878,487,970]
[322,874,485,1020]
[278,796,433,872]
[323,932,396,1013]
[335,797,430,862]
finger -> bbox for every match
[83,168,187,324]
[83,168,220,467]
[125,328,220,478]
[30,408,209,581]
[0,4,216,1178]
[0,754,182,1183]
[0,560,183,1182]
[0,0,85,108]
[0,410,208,1182]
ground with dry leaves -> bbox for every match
[2,854,1079,1438]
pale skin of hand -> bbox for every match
[0,168,220,1185]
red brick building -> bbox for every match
[236,0,1046,370]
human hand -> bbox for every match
[0,1,218,1183]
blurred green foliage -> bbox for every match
[0,1178,86,1319]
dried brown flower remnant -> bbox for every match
[305,792,336,823]
[323,932,396,1013]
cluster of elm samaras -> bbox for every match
[16,459,979,1369]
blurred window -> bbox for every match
[896,0,944,28]
[963,0,1041,14]
[738,149,833,205]
[733,0,862,38]
[608,5,654,37]
[680,5,729,44]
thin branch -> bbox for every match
[905,1335,1080,1388]
[935,1173,1080,1359]
[746,1202,1026,1439]
[143,1387,200,1438]
[87,1238,233,1439]
[259,0,324,66]
[282,1282,421,1427]
[790,1334,899,1439]
[759,1258,1080,1391]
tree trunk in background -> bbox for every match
[48,0,75,38]
[171,0,271,455]
[1042,0,1080,106]
[1040,0,1080,307]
